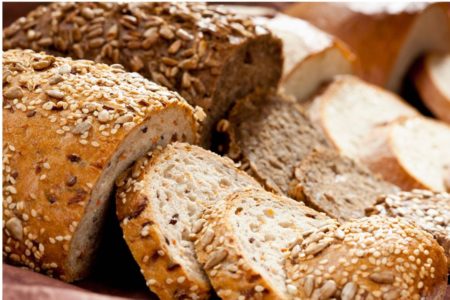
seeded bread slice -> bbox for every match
[194,188,337,300]
[115,143,261,300]
[413,52,450,124]
[366,189,450,271]
[359,116,450,191]
[308,75,419,159]
[289,149,398,222]
[3,2,283,144]
[2,50,199,282]
[218,90,330,194]
[285,215,448,299]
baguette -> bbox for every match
[115,143,261,300]
[2,49,199,282]
[286,215,448,299]
[308,75,419,159]
[3,2,283,144]
[366,189,450,272]
[284,2,450,91]
[359,116,450,191]
[289,149,398,222]
[413,52,450,124]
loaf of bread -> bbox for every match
[217,90,330,194]
[3,2,283,144]
[115,143,261,299]
[359,116,450,191]
[289,149,398,222]
[308,75,419,159]
[366,189,450,272]
[286,215,448,299]
[2,49,199,282]
[413,52,450,124]
[284,2,450,91]
[194,188,336,299]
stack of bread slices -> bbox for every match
[3,2,450,300]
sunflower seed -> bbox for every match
[6,217,23,241]
[304,275,315,297]
[341,282,357,300]
[204,249,227,269]
[4,86,23,99]
[318,280,336,300]
[369,271,395,284]
[46,89,65,99]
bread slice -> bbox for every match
[366,189,450,271]
[289,149,398,222]
[308,75,419,158]
[194,188,337,299]
[218,90,330,194]
[2,50,199,282]
[115,143,261,300]
[4,2,283,144]
[284,3,450,91]
[413,52,450,124]
[285,215,448,299]
[359,116,450,191]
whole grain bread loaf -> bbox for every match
[285,215,448,299]
[2,49,199,282]
[218,90,330,195]
[366,189,450,271]
[194,188,336,300]
[3,2,283,143]
[115,143,261,300]
[289,149,398,222]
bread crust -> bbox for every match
[413,53,450,124]
[285,215,448,300]
[2,50,198,282]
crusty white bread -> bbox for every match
[366,189,450,271]
[115,143,261,300]
[413,52,450,124]
[284,3,450,91]
[359,116,450,192]
[285,215,448,300]
[289,149,398,222]
[308,75,419,158]
[2,50,199,282]
[194,188,337,299]
[3,2,283,144]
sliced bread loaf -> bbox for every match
[289,149,398,222]
[218,90,330,194]
[285,215,448,299]
[194,188,337,299]
[115,143,261,300]
[359,116,450,191]
[3,2,283,143]
[413,52,450,124]
[366,189,450,271]
[308,75,419,158]
[2,50,199,282]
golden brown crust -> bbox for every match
[286,216,448,299]
[2,49,198,282]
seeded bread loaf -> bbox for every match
[284,2,450,91]
[3,2,283,143]
[359,116,450,191]
[285,215,448,299]
[218,90,330,194]
[115,143,261,300]
[366,189,450,272]
[308,75,419,159]
[2,49,199,282]
[289,149,398,222]
[194,188,337,299]
[413,52,450,124]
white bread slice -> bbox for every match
[359,117,450,191]
[115,143,261,300]
[284,3,450,91]
[308,75,419,158]
[285,215,448,299]
[413,52,450,124]
[194,188,336,299]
